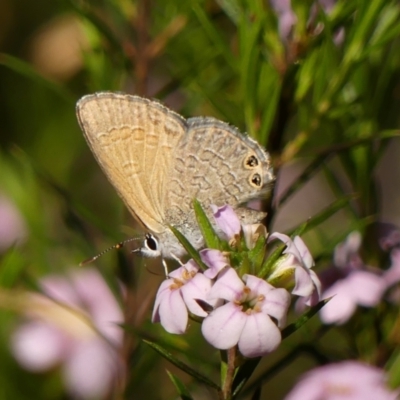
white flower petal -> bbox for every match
[152,279,174,323]
[262,288,291,327]
[208,268,244,301]
[181,273,213,317]
[348,271,385,306]
[292,266,314,297]
[201,249,229,279]
[202,302,246,349]
[159,289,188,334]
[269,232,302,261]
[293,236,314,269]
[238,313,281,357]
[319,283,357,325]
[211,204,241,239]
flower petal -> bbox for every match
[347,271,385,306]
[238,313,281,357]
[292,266,315,297]
[152,278,175,323]
[202,302,246,349]
[169,260,199,279]
[201,249,229,279]
[11,322,70,371]
[319,282,357,325]
[293,236,314,269]
[262,288,291,328]
[243,274,273,297]
[70,269,124,344]
[208,268,244,301]
[285,361,399,400]
[64,338,121,399]
[158,289,188,334]
[181,273,213,317]
[242,223,267,250]
[269,232,302,260]
[334,231,362,268]
[211,204,241,239]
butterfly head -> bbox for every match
[134,233,163,258]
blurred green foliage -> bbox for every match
[1,0,400,399]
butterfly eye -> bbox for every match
[244,154,259,169]
[250,173,262,188]
[145,233,158,251]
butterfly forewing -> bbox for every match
[76,92,186,234]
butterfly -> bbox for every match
[76,92,274,261]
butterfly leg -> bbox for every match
[162,258,169,277]
[170,253,184,265]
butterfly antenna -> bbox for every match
[79,237,142,266]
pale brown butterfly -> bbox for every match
[76,92,274,262]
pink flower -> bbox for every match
[284,361,398,400]
[212,204,241,240]
[152,260,217,334]
[212,204,268,249]
[201,268,290,357]
[320,271,386,325]
[268,233,321,305]
[11,268,124,399]
[319,232,386,325]
[333,231,363,271]
[201,249,230,279]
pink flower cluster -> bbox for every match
[11,269,124,399]
[153,205,321,358]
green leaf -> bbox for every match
[169,226,208,270]
[192,3,236,70]
[296,50,320,102]
[0,248,27,288]
[238,10,264,137]
[217,0,241,25]
[282,298,330,339]
[387,347,400,389]
[257,64,281,144]
[166,370,194,400]
[247,234,267,271]
[258,242,286,280]
[193,199,222,249]
[144,340,220,390]
[232,357,261,398]
[369,3,400,48]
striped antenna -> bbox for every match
[79,237,143,266]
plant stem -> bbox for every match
[221,347,237,400]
